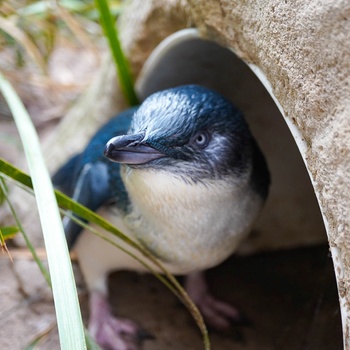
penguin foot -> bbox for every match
[89,292,153,350]
[184,271,251,332]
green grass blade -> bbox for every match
[0,177,51,285]
[94,0,139,106]
[0,176,7,205]
[0,73,86,350]
[0,224,18,261]
[84,329,101,350]
[0,226,19,240]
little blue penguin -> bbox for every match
[53,85,270,350]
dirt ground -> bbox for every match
[0,244,342,350]
[111,245,343,350]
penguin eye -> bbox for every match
[192,131,210,149]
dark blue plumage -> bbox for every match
[53,108,136,247]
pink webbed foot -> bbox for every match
[184,271,251,332]
[89,292,153,350]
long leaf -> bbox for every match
[0,73,86,350]
[94,0,139,106]
[0,177,51,285]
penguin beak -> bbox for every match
[104,133,165,165]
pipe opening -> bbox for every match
[136,29,342,348]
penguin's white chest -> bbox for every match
[122,168,262,273]
[75,168,263,292]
